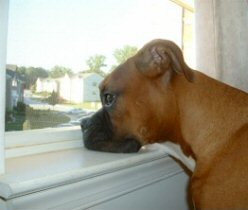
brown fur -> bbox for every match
[96,39,248,209]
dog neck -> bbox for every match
[171,71,248,164]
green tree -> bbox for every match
[35,67,49,78]
[17,66,27,75]
[47,91,60,109]
[113,45,138,65]
[17,66,49,88]
[85,54,107,77]
[49,66,73,78]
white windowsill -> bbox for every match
[0,144,187,210]
[5,126,83,158]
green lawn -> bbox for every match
[61,102,102,111]
[5,113,25,131]
[6,108,70,131]
[32,94,102,111]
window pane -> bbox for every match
[5,0,194,131]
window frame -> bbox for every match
[5,126,83,158]
[0,0,194,174]
[0,0,9,174]
[171,0,194,12]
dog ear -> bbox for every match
[135,40,194,82]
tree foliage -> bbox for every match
[85,54,107,77]
[17,66,49,88]
[47,91,60,107]
[113,45,138,65]
[16,65,73,89]
[49,65,73,78]
[16,44,138,88]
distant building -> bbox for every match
[36,78,58,93]
[36,73,103,103]
[6,64,25,110]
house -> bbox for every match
[6,64,25,110]
[59,73,103,103]
[36,78,58,93]
[36,73,103,103]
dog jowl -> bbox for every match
[81,108,142,153]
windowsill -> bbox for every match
[0,144,187,210]
[5,126,83,158]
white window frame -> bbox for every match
[0,0,9,174]
[5,126,83,158]
[171,0,194,12]
[0,0,194,175]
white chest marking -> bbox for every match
[158,142,196,172]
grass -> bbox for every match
[6,107,70,131]
[61,102,102,111]
[34,91,51,98]
[33,93,101,111]
[5,112,25,131]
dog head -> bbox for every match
[81,39,194,153]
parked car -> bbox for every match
[67,108,86,115]
[69,112,94,125]
[56,111,95,127]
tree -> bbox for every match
[49,66,73,78]
[17,66,49,89]
[35,67,49,78]
[113,45,138,65]
[17,66,27,75]
[85,54,107,77]
[47,91,60,109]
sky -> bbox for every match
[7,0,184,72]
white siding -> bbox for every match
[70,76,84,103]
[36,73,103,103]
[36,78,57,93]
[59,74,71,101]
[83,73,103,102]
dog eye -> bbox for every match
[103,93,116,107]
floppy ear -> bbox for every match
[135,40,194,82]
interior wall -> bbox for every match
[195,0,248,92]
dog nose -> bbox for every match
[80,117,90,131]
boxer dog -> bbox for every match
[81,39,248,209]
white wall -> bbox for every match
[83,73,103,102]
[90,172,190,210]
[36,78,58,93]
[70,77,84,103]
[59,74,71,101]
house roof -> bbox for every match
[6,64,25,82]
[6,69,16,78]
[6,64,17,71]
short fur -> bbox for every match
[81,39,248,209]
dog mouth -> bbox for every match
[81,108,142,153]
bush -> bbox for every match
[15,101,27,113]
[23,120,31,130]
[30,84,36,93]
[47,91,60,106]
[35,91,51,98]
[5,110,14,123]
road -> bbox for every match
[23,90,92,122]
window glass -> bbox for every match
[5,0,194,131]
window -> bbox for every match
[2,0,194,160]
